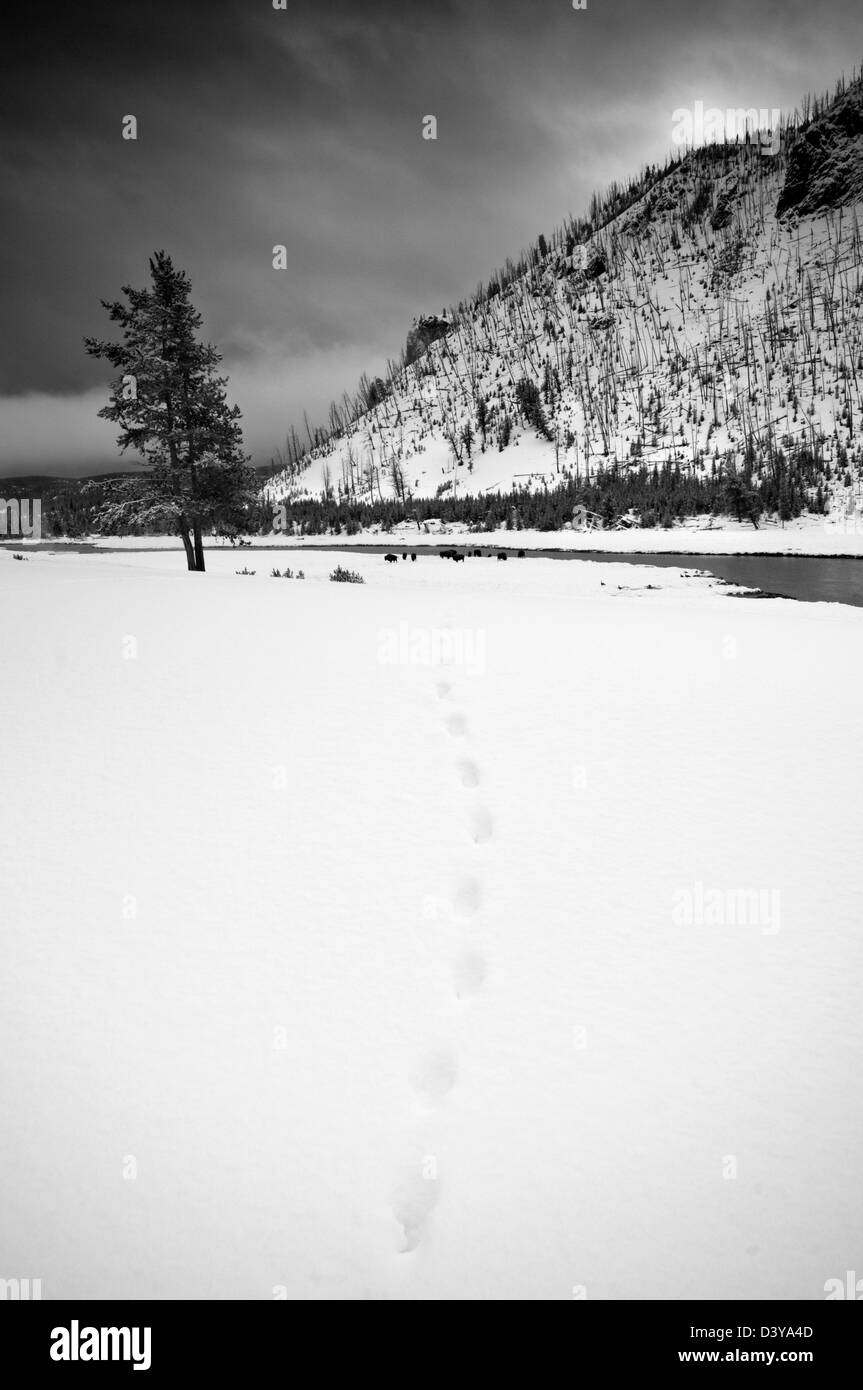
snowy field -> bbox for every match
[1,545,862,1300]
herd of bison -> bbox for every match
[383,548,526,563]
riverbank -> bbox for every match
[7,512,863,558]
[7,526,863,605]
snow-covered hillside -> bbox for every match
[2,547,862,1298]
[267,79,863,527]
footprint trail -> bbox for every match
[390,677,496,1255]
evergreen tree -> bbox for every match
[84,251,256,570]
[514,378,552,440]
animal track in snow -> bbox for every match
[444,711,468,739]
[469,806,493,845]
[452,876,482,918]
[411,1050,458,1103]
[452,950,488,999]
[391,1160,441,1254]
[457,758,480,788]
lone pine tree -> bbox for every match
[85,251,256,570]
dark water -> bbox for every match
[4,540,863,607]
[563,552,863,607]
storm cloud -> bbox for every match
[1,0,859,474]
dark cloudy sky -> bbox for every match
[1,0,859,476]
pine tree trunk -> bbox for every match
[179,525,196,570]
[193,520,206,571]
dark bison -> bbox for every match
[518,549,526,558]
[496,551,508,561]
[411,553,417,561]
[402,552,407,560]
[384,553,398,563]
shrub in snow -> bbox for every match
[329,565,364,584]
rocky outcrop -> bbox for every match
[405,314,453,365]
[778,81,863,218]
[584,248,607,280]
[710,191,735,229]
